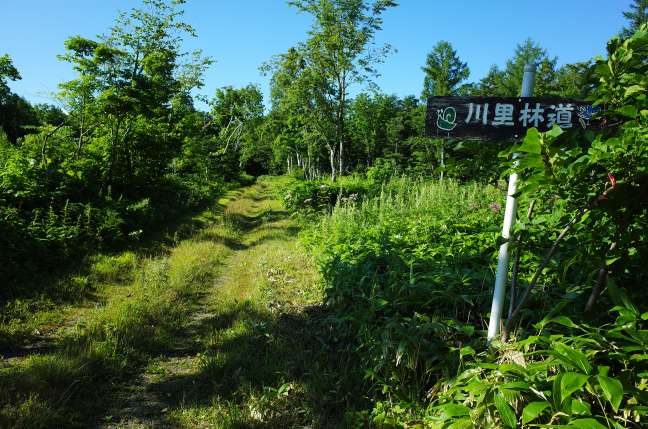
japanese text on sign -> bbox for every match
[426,97,600,139]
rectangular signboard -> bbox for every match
[425,96,600,139]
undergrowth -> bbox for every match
[0,198,236,427]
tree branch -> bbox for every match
[502,186,616,342]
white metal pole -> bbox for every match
[440,139,445,181]
[487,64,536,342]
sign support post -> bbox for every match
[440,137,446,181]
[486,64,536,342]
[424,66,597,341]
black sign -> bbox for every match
[426,96,600,139]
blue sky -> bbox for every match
[1,0,632,110]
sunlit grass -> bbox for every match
[1,176,348,428]
[159,178,351,428]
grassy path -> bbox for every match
[98,177,346,428]
[1,177,355,428]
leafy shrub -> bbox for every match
[306,25,648,428]
[366,158,399,184]
[238,171,257,186]
[89,252,138,284]
[0,161,223,286]
[303,177,503,402]
[283,176,374,213]
[426,307,648,428]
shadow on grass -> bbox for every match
[0,194,237,351]
[0,344,135,428]
[146,302,366,428]
[223,210,291,232]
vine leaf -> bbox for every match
[494,394,517,428]
[597,375,623,411]
[560,372,589,400]
[521,401,549,424]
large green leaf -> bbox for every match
[567,418,607,429]
[494,394,517,428]
[553,343,593,375]
[553,373,563,407]
[522,401,550,424]
[615,105,637,118]
[518,128,541,154]
[596,375,623,411]
[560,372,589,399]
[436,403,470,419]
[447,417,473,429]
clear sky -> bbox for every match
[1,0,632,110]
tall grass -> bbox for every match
[322,177,502,233]
[303,177,505,416]
[75,238,231,360]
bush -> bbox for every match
[0,167,223,287]
[283,176,374,213]
[304,25,648,428]
[303,178,503,401]
[366,157,399,185]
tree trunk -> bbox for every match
[327,144,336,181]
[338,138,343,177]
[440,142,445,181]
[337,74,346,177]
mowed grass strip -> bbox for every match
[161,178,357,428]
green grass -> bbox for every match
[156,178,353,428]
[0,176,372,428]
[0,187,240,427]
[300,176,507,424]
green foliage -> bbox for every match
[283,175,372,213]
[366,157,399,184]
[301,25,648,428]
[303,177,503,404]
[501,23,648,335]
[427,311,648,428]
[207,84,265,179]
[0,207,233,427]
[0,0,226,286]
[621,0,648,38]
[421,40,470,99]
[266,0,396,179]
[471,38,589,99]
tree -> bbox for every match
[475,39,559,96]
[553,61,595,98]
[0,54,20,102]
[0,95,40,143]
[208,85,264,179]
[0,55,38,142]
[288,0,396,179]
[347,92,400,167]
[58,0,211,190]
[262,46,327,178]
[33,103,67,126]
[421,41,469,99]
[621,0,648,38]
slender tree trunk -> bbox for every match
[327,143,336,181]
[338,137,343,176]
[74,97,86,160]
[337,74,346,177]
[585,241,618,313]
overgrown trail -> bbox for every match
[101,178,343,428]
